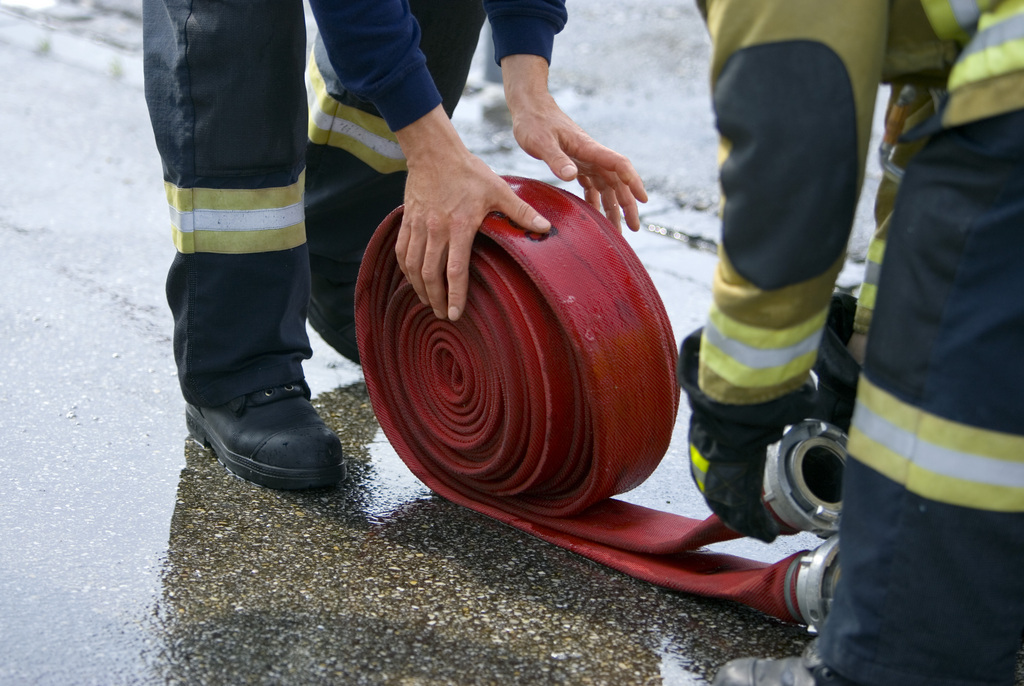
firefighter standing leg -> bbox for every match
[717,107,1024,686]
[815,109,1024,686]
[304,0,487,364]
[143,0,344,489]
[680,0,888,542]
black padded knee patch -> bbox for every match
[715,41,859,290]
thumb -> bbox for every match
[546,153,578,182]
[500,187,551,234]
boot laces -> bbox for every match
[228,381,310,415]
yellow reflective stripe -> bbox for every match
[701,304,826,390]
[714,250,843,330]
[921,0,978,43]
[164,176,306,255]
[164,176,303,213]
[703,321,821,371]
[985,0,1024,27]
[172,225,306,255]
[690,444,709,493]
[849,377,1024,511]
[858,236,886,311]
[701,332,818,391]
[858,281,878,314]
[306,53,408,174]
[709,302,827,355]
[948,7,1024,90]
[699,364,807,404]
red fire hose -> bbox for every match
[356,177,806,624]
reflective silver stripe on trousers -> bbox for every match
[307,106,405,161]
[704,321,823,370]
[863,259,882,287]
[169,202,305,234]
[854,401,1024,488]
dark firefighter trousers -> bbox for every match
[143,0,486,408]
[817,111,1024,686]
[698,1,1024,683]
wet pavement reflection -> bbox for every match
[154,383,811,685]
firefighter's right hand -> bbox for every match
[677,329,816,543]
[394,105,550,322]
[688,417,780,543]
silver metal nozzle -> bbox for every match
[763,420,847,538]
[785,535,841,633]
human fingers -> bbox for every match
[578,175,601,214]
[420,228,449,320]
[396,212,430,308]
[498,182,551,236]
[444,222,476,322]
[533,136,579,183]
[609,177,642,232]
[622,190,641,232]
[557,138,645,231]
[596,180,623,232]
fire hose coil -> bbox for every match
[356,177,824,625]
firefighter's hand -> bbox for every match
[394,106,549,322]
[688,416,780,543]
[677,329,816,543]
[501,54,647,233]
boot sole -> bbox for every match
[186,405,345,490]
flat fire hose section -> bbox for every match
[355,177,804,624]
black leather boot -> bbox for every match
[185,381,345,490]
[308,273,360,365]
[713,641,860,686]
[813,293,861,433]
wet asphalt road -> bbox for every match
[156,398,813,686]
[2,1,1021,684]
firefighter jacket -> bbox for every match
[696,0,1024,406]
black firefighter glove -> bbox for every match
[678,329,816,542]
[812,292,861,433]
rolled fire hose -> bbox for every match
[356,177,838,626]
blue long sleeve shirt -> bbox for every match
[307,0,567,131]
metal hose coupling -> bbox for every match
[785,535,840,633]
[763,420,848,538]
